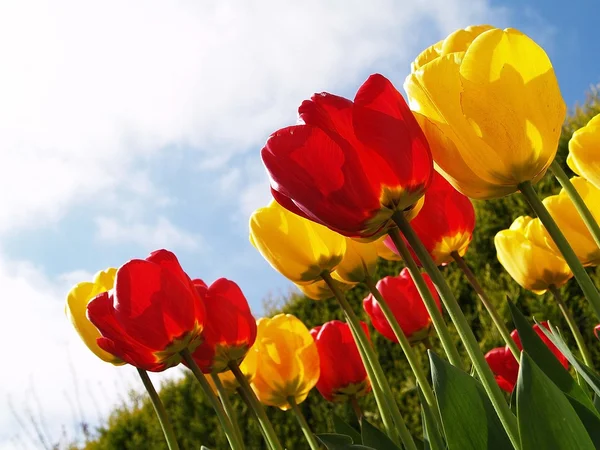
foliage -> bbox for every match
[83,89,600,449]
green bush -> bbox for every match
[84,88,600,450]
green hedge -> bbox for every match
[84,89,600,450]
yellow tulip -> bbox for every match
[567,114,600,189]
[251,314,319,410]
[405,25,566,199]
[249,200,346,284]
[207,341,259,394]
[65,268,124,365]
[543,177,600,266]
[295,278,356,301]
[495,216,572,294]
[371,236,401,261]
[332,238,379,283]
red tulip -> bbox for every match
[486,321,569,392]
[87,249,205,372]
[189,278,257,373]
[310,320,371,402]
[363,268,441,343]
[262,73,433,239]
[384,171,476,265]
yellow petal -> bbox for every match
[65,268,124,365]
[333,238,379,283]
[568,114,600,190]
[372,236,402,261]
[296,278,356,301]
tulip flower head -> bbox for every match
[567,114,600,190]
[405,25,566,199]
[332,238,379,283]
[363,268,441,343]
[296,278,356,301]
[66,268,124,365]
[486,322,569,392]
[262,73,433,239]
[250,200,346,285]
[373,235,402,261]
[207,343,259,394]
[310,321,371,403]
[251,314,319,410]
[495,216,573,294]
[189,278,257,373]
[87,249,206,372]
[384,171,476,265]
[543,177,600,266]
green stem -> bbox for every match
[387,228,462,368]
[349,395,363,422]
[548,284,594,368]
[451,252,520,361]
[364,274,441,425]
[393,212,520,449]
[237,388,273,449]
[550,161,600,249]
[180,350,244,450]
[136,369,180,450]
[322,272,417,450]
[519,180,600,321]
[211,373,244,447]
[288,397,320,450]
[229,361,283,450]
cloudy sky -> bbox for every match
[1,0,598,448]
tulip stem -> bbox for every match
[211,374,245,447]
[519,180,600,321]
[349,395,363,422]
[180,350,245,450]
[288,397,320,450]
[451,252,520,361]
[393,212,520,449]
[228,361,284,450]
[322,272,417,450]
[364,274,441,425]
[550,161,600,249]
[237,387,273,449]
[137,369,180,450]
[387,228,462,368]
[548,284,594,368]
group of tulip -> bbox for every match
[65,23,600,450]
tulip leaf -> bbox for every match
[332,414,362,444]
[360,419,402,450]
[517,352,595,450]
[317,433,374,450]
[417,388,445,450]
[507,302,594,409]
[567,395,600,446]
[429,351,512,450]
[534,319,600,398]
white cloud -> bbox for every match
[0,0,509,235]
[95,216,202,252]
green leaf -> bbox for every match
[429,352,512,450]
[567,395,600,446]
[417,388,445,450]
[517,352,595,450]
[507,302,594,410]
[317,433,374,450]
[360,419,402,450]
[594,394,600,413]
[332,414,361,444]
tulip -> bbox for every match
[363,268,441,343]
[87,249,205,372]
[66,268,124,365]
[310,321,371,403]
[189,278,257,373]
[207,343,259,394]
[296,278,355,301]
[250,200,346,285]
[543,177,600,266]
[332,238,378,283]
[384,171,475,265]
[373,236,402,261]
[251,314,319,410]
[486,321,569,392]
[405,25,566,199]
[567,114,600,190]
[495,216,573,294]
[262,73,433,239]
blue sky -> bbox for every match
[0,0,598,448]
